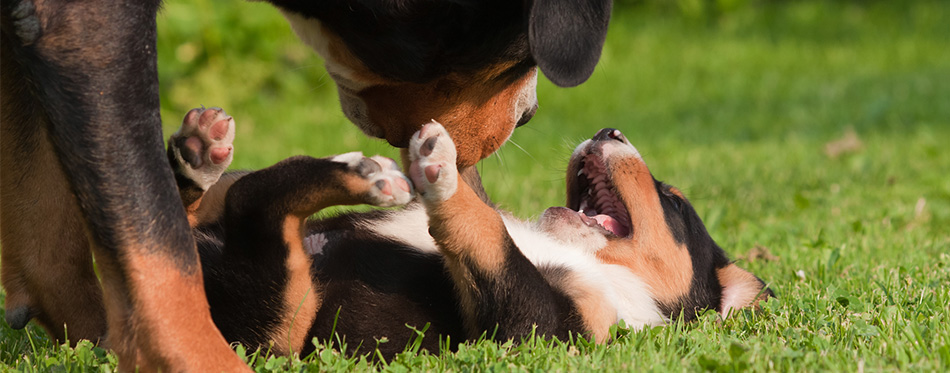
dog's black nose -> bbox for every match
[592,128,626,143]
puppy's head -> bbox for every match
[267,0,612,167]
[538,128,773,319]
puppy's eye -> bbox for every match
[662,190,681,210]
[668,195,681,210]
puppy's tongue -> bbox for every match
[593,214,628,236]
[577,211,629,237]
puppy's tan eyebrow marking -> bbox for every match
[668,186,685,199]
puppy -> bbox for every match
[168,108,772,358]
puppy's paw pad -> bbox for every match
[408,121,458,202]
[331,153,414,207]
[169,107,236,190]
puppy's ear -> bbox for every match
[717,264,773,318]
[527,0,613,87]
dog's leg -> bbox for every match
[206,153,413,354]
[166,107,239,227]
[1,1,247,370]
[408,122,583,341]
[0,33,106,342]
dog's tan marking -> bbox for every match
[597,157,694,306]
[546,271,615,343]
[184,197,204,227]
[103,250,249,372]
[427,174,507,274]
[423,172,509,335]
[361,68,537,167]
[717,264,770,318]
[186,171,249,227]
[269,216,319,354]
[669,186,685,199]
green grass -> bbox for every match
[2,0,949,370]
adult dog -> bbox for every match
[163,110,772,359]
[0,0,611,370]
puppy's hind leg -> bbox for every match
[207,152,412,355]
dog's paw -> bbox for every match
[408,121,458,203]
[330,152,414,207]
[169,107,235,191]
[4,305,36,330]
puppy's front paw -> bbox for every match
[408,121,458,203]
[169,107,235,190]
[330,152,414,207]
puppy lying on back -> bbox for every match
[168,107,772,358]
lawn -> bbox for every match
[1,0,949,371]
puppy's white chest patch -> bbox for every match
[501,217,666,328]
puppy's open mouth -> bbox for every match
[567,150,632,237]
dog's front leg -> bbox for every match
[408,122,583,342]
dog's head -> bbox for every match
[266,0,612,167]
[538,128,773,319]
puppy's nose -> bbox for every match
[592,128,626,143]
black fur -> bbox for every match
[655,181,774,319]
[306,229,463,357]
[200,156,367,347]
[1,0,196,266]
[529,0,613,87]
[466,235,583,341]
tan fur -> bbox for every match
[669,186,685,199]
[547,272,616,343]
[360,69,536,167]
[596,157,694,306]
[271,217,319,355]
[717,264,769,318]
[105,251,249,372]
[426,174,507,273]
[184,197,204,227]
[425,174,509,334]
[188,172,249,227]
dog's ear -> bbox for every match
[527,0,613,87]
[717,264,773,318]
